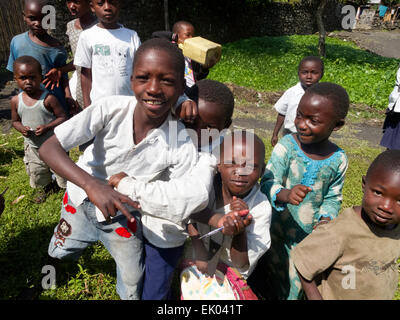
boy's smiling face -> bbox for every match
[131,48,184,123]
[90,0,120,28]
[362,165,400,228]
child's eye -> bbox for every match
[135,75,148,81]
[373,190,382,196]
[161,78,174,85]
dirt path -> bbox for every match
[226,83,385,149]
[331,30,400,59]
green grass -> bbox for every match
[0,34,399,300]
[209,35,399,110]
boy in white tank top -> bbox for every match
[11,56,67,203]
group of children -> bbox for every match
[5,0,400,301]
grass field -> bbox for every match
[209,35,400,110]
[0,34,399,300]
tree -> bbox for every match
[316,0,328,57]
[164,0,170,31]
[310,0,370,57]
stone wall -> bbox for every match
[50,0,343,47]
[0,0,344,63]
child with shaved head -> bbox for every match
[188,130,272,280]
[293,150,400,300]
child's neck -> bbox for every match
[28,30,56,47]
[22,89,44,105]
[76,12,96,30]
[132,108,169,145]
[294,134,336,160]
[97,21,120,29]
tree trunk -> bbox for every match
[316,0,328,57]
[164,0,170,31]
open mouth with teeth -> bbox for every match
[142,99,169,112]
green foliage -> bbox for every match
[209,35,399,110]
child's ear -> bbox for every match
[260,163,266,178]
[362,175,366,193]
[89,1,95,13]
[333,119,345,131]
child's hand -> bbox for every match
[108,172,128,188]
[21,126,32,137]
[43,68,61,90]
[66,97,81,116]
[219,209,252,236]
[271,135,279,147]
[287,185,312,205]
[313,217,331,230]
[230,196,248,212]
[85,179,140,223]
[176,99,198,124]
[195,260,209,275]
[35,125,47,136]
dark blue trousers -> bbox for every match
[141,237,185,300]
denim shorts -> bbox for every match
[48,191,144,300]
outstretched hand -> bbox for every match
[43,68,61,90]
[85,179,140,223]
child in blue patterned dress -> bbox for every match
[254,82,350,300]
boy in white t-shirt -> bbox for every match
[270,56,324,146]
[74,0,141,107]
[39,39,199,300]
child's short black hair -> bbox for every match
[13,55,42,75]
[298,56,324,74]
[24,0,48,8]
[133,38,185,80]
[186,79,234,124]
[366,150,400,180]
[221,129,266,166]
[306,82,349,119]
[172,21,194,34]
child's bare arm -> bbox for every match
[271,113,285,146]
[187,223,209,274]
[43,61,75,90]
[11,96,30,136]
[81,67,92,108]
[35,95,67,136]
[230,230,249,269]
[297,268,323,300]
[39,135,139,223]
[60,76,80,115]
